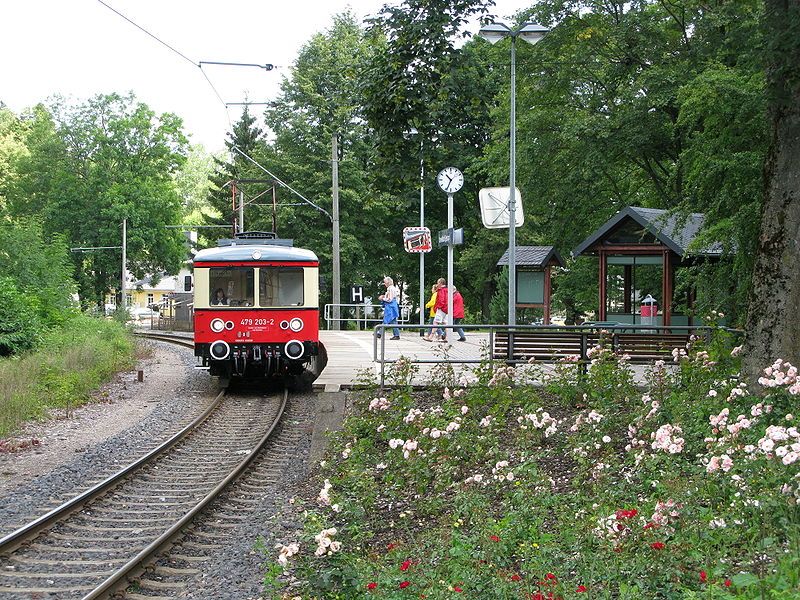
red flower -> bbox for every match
[510,574,522,581]
[490,534,501,542]
[545,573,557,581]
[530,593,545,600]
[400,559,412,571]
[700,571,707,583]
[643,522,659,530]
[387,543,397,551]
[615,508,638,519]
[724,579,732,587]
[454,585,463,592]
[650,542,665,550]
[399,580,410,589]
[576,585,588,592]
[367,582,378,590]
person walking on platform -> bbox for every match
[433,277,449,342]
[452,286,466,341]
[378,276,401,339]
[423,283,440,341]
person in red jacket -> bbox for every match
[452,286,466,341]
[433,277,449,342]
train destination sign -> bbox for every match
[403,227,432,253]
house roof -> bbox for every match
[571,206,724,258]
[496,246,564,268]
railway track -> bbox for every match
[0,373,289,598]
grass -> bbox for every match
[0,315,137,439]
[269,336,800,599]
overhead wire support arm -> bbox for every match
[70,246,123,252]
[200,61,274,71]
[231,146,332,222]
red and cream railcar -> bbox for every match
[193,232,320,379]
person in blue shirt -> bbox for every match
[378,277,401,339]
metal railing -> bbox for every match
[371,323,742,389]
[323,303,414,330]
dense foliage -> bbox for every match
[1,94,190,308]
[271,338,800,598]
[0,0,791,334]
[200,0,768,326]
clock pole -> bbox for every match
[447,192,454,336]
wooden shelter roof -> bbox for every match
[497,246,565,268]
[571,206,723,258]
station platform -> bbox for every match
[315,329,488,391]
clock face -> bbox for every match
[437,167,464,194]
[478,187,525,229]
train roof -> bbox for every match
[193,244,318,263]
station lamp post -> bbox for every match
[478,22,548,326]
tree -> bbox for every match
[0,105,29,216]
[257,12,395,308]
[175,144,218,222]
[742,0,800,376]
[0,220,76,326]
[206,106,267,243]
[9,93,189,306]
[477,0,765,321]
[360,0,503,315]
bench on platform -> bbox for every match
[492,330,692,364]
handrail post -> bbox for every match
[580,330,588,376]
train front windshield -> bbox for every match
[205,266,305,308]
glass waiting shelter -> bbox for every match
[497,246,564,324]
[572,206,723,327]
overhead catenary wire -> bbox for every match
[95,0,271,132]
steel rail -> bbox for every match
[132,331,194,347]
[0,390,226,556]
[83,388,289,599]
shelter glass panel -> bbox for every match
[516,271,545,304]
[259,267,304,307]
[209,267,254,307]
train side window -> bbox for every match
[259,267,304,306]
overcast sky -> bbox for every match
[0,0,529,152]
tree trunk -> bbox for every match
[742,0,800,379]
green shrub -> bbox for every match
[273,336,800,599]
[0,276,42,355]
[0,315,135,436]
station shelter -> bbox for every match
[572,206,722,327]
[497,246,564,325]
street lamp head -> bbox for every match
[518,22,549,45]
[477,22,512,44]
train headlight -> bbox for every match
[289,317,304,332]
[284,340,305,360]
[209,340,230,360]
[210,318,225,333]
[279,320,290,330]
